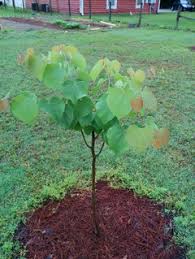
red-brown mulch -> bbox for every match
[17,181,184,259]
[190,46,195,51]
[2,17,108,30]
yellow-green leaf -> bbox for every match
[134,70,145,84]
[71,53,87,70]
[111,60,121,73]
[142,87,157,112]
[43,63,65,89]
[11,92,38,124]
[126,125,154,152]
[107,87,133,119]
[90,59,104,81]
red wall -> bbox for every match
[26,0,80,13]
[84,0,159,14]
[26,0,159,14]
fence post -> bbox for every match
[89,0,92,19]
[22,0,25,10]
[12,0,16,10]
[109,0,112,22]
[49,0,52,15]
[3,0,6,8]
[68,0,71,17]
[137,1,143,27]
[148,0,151,14]
[175,7,181,30]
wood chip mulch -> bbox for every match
[16,181,185,259]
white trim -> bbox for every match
[145,0,156,3]
[106,0,117,9]
[80,0,84,15]
[157,0,161,12]
[6,0,25,8]
[135,0,144,9]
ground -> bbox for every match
[0,8,195,259]
[0,17,44,30]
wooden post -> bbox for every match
[22,0,25,10]
[68,0,71,17]
[89,0,92,19]
[175,7,181,30]
[12,0,16,10]
[3,0,7,8]
[137,1,143,27]
[109,0,112,22]
[148,1,152,14]
[49,0,52,15]
[35,0,39,11]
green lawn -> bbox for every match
[0,14,195,259]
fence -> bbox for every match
[175,8,195,29]
[0,0,158,21]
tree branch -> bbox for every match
[95,131,102,140]
[95,142,105,158]
[81,130,92,149]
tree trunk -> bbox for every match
[91,131,99,236]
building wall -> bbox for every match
[84,0,159,14]
[6,0,25,8]
[26,0,159,14]
[57,0,79,13]
[26,0,79,13]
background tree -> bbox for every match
[0,45,169,235]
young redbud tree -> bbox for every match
[0,45,169,235]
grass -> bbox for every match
[0,10,195,259]
[84,12,195,31]
[0,6,195,31]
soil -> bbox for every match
[0,17,109,31]
[16,181,185,259]
[0,18,44,31]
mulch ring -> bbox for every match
[2,17,109,31]
[16,181,185,259]
[190,46,195,51]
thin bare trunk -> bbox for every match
[81,130,104,236]
[91,131,99,236]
